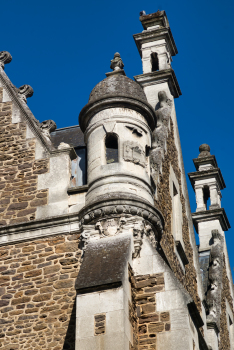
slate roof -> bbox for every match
[75,236,131,292]
[50,125,85,148]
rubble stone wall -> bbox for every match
[155,120,201,313]
[0,87,49,226]
[0,233,81,350]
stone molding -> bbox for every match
[192,208,230,233]
[188,168,226,191]
[193,155,218,171]
[133,27,178,57]
[0,212,81,246]
[134,68,182,98]
[79,95,156,132]
[79,196,164,234]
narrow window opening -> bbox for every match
[70,147,87,187]
[105,133,118,164]
[151,52,159,72]
[203,186,210,210]
[173,183,178,197]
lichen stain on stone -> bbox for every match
[155,118,202,313]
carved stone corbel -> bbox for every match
[17,84,34,103]
[40,120,57,141]
[0,51,12,69]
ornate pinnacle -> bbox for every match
[110,52,124,71]
[0,51,12,69]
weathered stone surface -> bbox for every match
[155,120,201,312]
[129,269,170,350]
[0,231,81,349]
[0,96,49,226]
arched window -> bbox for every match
[151,52,159,72]
[105,133,118,164]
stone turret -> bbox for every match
[75,54,164,349]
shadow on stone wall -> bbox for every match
[62,300,76,350]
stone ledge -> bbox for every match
[134,68,181,98]
[67,184,89,194]
[188,168,225,190]
[192,208,231,233]
[133,26,178,57]
[0,212,81,246]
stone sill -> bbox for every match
[67,185,89,194]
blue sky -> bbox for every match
[2,0,234,275]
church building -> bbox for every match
[0,9,233,350]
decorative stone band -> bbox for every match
[78,196,164,258]
[79,95,156,133]
[0,51,12,69]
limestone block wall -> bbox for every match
[0,233,81,350]
[0,88,49,226]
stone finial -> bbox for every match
[198,144,210,158]
[17,85,34,103]
[40,120,57,140]
[0,51,12,69]
[110,53,124,71]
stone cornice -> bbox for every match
[188,168,226,190]
[79,95,156,132]
[0,212,81,246]
[133,27,178,57]
[134,68,182,98]
[192,208,231,233]
[193,155,218,171]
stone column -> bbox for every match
[195,185,206,212]
[209,183,220,209]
